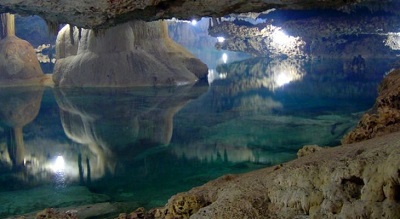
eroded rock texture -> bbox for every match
[0,0,366,29]
[0,36,44,85]
[342,69,400,144]
[146,131,400,219]
[53,21,208,87]
[209,11,400,58]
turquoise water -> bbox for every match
[0,58,389,218]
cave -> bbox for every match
[0,0,400,219]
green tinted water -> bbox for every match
[0,58,389,218]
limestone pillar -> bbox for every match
[1,13,15,38]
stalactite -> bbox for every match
[45,19,59,36]
[1,14,6,39]
[69,24,75,45]
[78,27,82,41]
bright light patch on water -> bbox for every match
[222,53,228,63]
[217,37,225,43]
[208,69,228,83]
[51,155,65,172]
[191,19,197,26]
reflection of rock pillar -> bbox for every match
[1,13,15,38]
[7,126,25,167]
[13,127,24,165]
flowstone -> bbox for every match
[53,21,208,87]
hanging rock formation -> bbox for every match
[53,21,208,87]
[0,0,369,29]
[208,11,400,58]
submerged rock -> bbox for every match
[53,21,208,87]
[342,69,400,144]
[35,208,78,219]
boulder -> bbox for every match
[53,21,208,87]
[0,36,44,84]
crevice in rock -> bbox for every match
[341,176,364,199]
[394,184,400,202]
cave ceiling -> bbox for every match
[0,0,398,29]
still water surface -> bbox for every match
[0,58,389,217]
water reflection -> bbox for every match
[53,86,204,181]
[171,58,388,166]
[0,87,43,169]
[213,58,305,92]
[0,56,392,217]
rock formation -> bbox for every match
[0,0,369,29]
[129,131,400,219]
[208,11,400,58]
[0,13,44,85]
[342,69,400,144]
[53,21,208,87]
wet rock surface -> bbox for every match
[342,69,400,144]
[129,131,400,219]
[208,10,400,58]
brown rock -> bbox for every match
[35,208,78,219]
[0,36,44,83]
[297,145,324,158]
[342,69,400,144]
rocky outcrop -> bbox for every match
[135,131,400,219]
[0,36,44,85]
[53,21,208,87]
[0,0,368,29]
[342,69,400,144]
